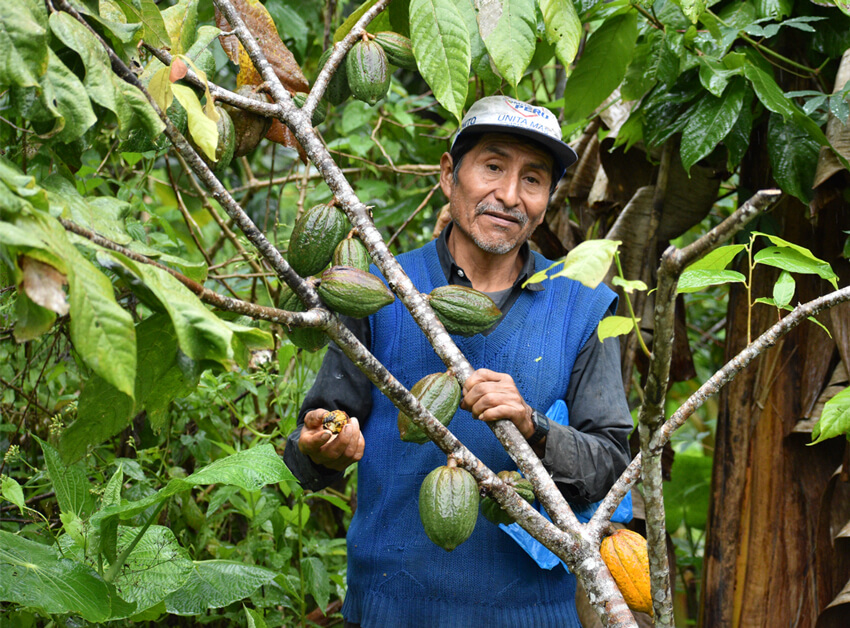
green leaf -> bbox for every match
[172,84,218,162]
[0,0,49,89]
[48,13,163,140]
[753,246,839,288]
[113,0,170,48]
[409,0,470,122]
[561,12,638,124]
[677,269,746,293]
[680,77,746,172]
[685,244,747,271]
[44,175,133,245]
[333,0,380,43]
[766,112,819,204]
[163,560,278,615]
[811,386,850,444]
[113,526,193,614]
[103,464,124,508]
[478,0,537,89]
[456,0,501,92]
[611,276,647,293]
[104,253,233,366]
[771,270,795,307]
[0,530,131,622]
[672,0,708,23]
[42,48,98,142]
[696,55,743,97]
[62,375,134,463]
[302,556,330,613]
[35,435,94,517]
[597,315,638,342]
[1,476,26,513]
[161,0,199,55]
[539,0,582,67]
[549,239,620,288]
[245,606,268,628]
[13,290,56,342]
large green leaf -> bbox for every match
[685,244,747,271]
[44,175,133,245]
[478,0,537,89]
[766,112,820,204]
[696,55,744,98]
[664,451,712,531]
[410,0,470,122]
[457,0,501,92]
[0,0,49,89]
[163,560,279,615]
[113,0,170,48]
[539,0,582,67]
[811,386,850,445]
[35,435,94,517]
[302,556,330,613]
[680,77,746,172]
[161,0,199,55]
[41,48,98,142]
[0,530,133,621]
[672,0,708,24]
[753,246,839,287]
[13,290,55,342]
[113,526,194,614]
[561,12,638,124]
[677,269,746,293]
[29,216,137,398]
[48,12,163,140]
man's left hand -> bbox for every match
[461,368,534,439]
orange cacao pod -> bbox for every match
[600,529,653,615]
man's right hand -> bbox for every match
[298,408,365,471]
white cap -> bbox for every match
[451,96,578,179]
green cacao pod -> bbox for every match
[480,470,535,526]
[120,99,187,153]
[287,203,349,277]
[292,92,328,127]
[318,48,351,106]
[317,266,394,318]
[278,284,329,352]
[373,31,417,71]
[419,463,479,551]
[188,105,236,174]
[223,86,273,158]
[427,285,502,336]
[332,236,371,272]
[398,371,461,444]
[346,39,390,106]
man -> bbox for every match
[284,96,633,627]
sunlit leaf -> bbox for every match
[811,386,850,445]
[112,0,170,48]
[684,244,747,271]
[772,270,795,307]
[677,269,746,293]
[171,84,218,162]
[478,0,537,89]
[753,245,839,289]
[539,0,581,67]
[611,276,648,293]
[549,239,620,288]
[597,315,637,342]
[0,0,49,89]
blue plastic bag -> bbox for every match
[499,399,633,570]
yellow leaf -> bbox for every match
[172,84,219,161]
[149,66,173,114]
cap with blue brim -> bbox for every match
[450,96,578,181]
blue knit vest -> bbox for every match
[342,240,616,627]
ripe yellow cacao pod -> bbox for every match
[600,529,653,616]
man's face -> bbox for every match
[440,134,554,256]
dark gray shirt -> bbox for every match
[283,226,633,505]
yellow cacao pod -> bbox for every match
[600,529,653,616]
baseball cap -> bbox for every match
[450,96,578,180]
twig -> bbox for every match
[387,183,440,248]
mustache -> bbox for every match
[474,203,528,226]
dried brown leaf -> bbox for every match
[21,256,69,316]
[215,0,309,92]
[265,119,307,164]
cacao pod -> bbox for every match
[480,470,535,526]
[292,92,327,127]
[427,285,502,336]
[287,203,349,277]
[188,104,236,174]
[322,409,350,434]
[600,529,653,615]
[223,86,273,158]
[318,48,351,106]
[346,39,390,106]
[373,31,417,71]
[317,266,395,318]
[278,284,328,352]
[397,371,461,444]
[332,236,371,272]
[419,463,479,551]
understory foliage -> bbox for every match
[1,0,849,626]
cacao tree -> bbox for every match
[1,0,849,626]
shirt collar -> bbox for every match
[435,222,544,292]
